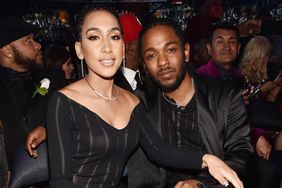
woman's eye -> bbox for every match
[111,35,121,40]
[88,36,99,40]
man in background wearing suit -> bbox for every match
[0,17,48,185]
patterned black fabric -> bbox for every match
[47,91,204,188]
[161,95,213,185]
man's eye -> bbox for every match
[146,53,156,60]
[25,39,32,44]
[88,36,99,40]
[229,40,237,45]
[167,48,176,53]
[111,35,121,40]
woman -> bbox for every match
[47,7,243,188]
[240,36,282,102]
[44,44,75,83]
[239,36,282,188]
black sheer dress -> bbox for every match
[47,92,204,188]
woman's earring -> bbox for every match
[80,59,85,78]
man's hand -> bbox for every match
[174,179,201,188]
[256,135,272,160]
[202,154,243,188]
[25,126,46,158]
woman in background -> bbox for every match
[44,44,75,83]
[239,35,282,188]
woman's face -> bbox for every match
[75,10,123,79]
[62,57,74,79]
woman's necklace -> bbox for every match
[162,78,194,106]
[84,77,119,101]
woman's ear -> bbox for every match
[75,41,84,60]
[184,43,190,62]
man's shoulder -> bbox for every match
[194,73,238,96]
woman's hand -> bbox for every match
[202,154,243,188]
[25,125,46,158]
[174,179,200,188]
[256,135,272,160]
[260,81,278,94]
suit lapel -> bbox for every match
[148,90,163,136]
[114,69,133,92]
[194,79,223,156]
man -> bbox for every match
[115,13,144,93]
[128,18,253,188]
[197,24,281,188]
[0,17,48,185]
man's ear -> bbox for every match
[207,43,212,55]
[237,43,241,55]
[75,41,84,60]
[0,45,13,59]
[184,43,190,62]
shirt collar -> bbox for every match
[120,66,139,90]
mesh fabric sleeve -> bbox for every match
[47,92,76,188]
[137,105,204,170]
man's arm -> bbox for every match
[223,88,254,178]
[25,125,46,158]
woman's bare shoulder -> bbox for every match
[118,86,140,105]
[59,79,86,100]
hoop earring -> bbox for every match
[80,59,85,78]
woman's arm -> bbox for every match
[137,106,243,188]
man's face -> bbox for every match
[208,29,240,69]
[125,39,140,71]
[10,34,43,71]
[141,25,189,92]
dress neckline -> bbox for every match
[55,91,141,131]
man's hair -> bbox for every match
[208,23,240,43]
[138,18,185,62]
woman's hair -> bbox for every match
[44,44,70,70]
[74,6,123,41]
[239,35,272,83]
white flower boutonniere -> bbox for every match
[32,78,50,98]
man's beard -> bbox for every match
[150,63,186,93]
[12,47,43,72]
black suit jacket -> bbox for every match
[0,69,52,168]
[127,74,254,187]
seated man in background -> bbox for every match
[198,23,281,188]
[0,17,50,186]
[115,12,144,94]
